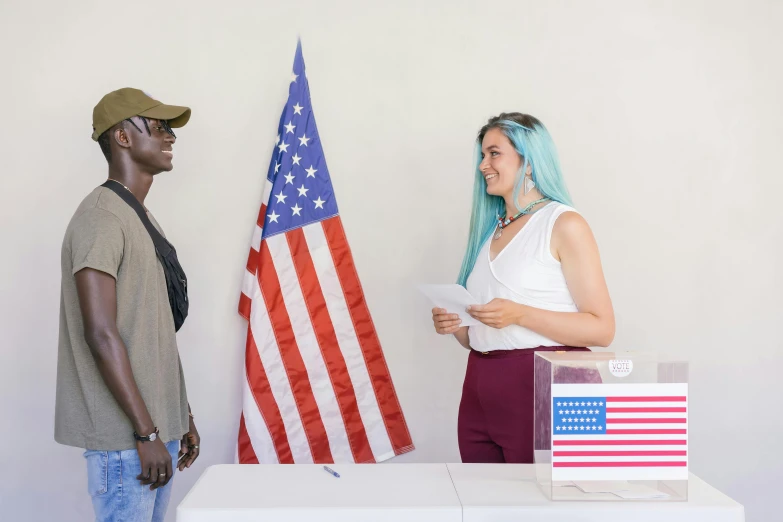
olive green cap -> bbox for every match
[91,87,191,141]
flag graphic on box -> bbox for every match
[551,383,688,481]
[237,41,414,464]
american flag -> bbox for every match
[551,383,688,481]
[236,41,414,464]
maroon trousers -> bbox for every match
[457,346,590,463]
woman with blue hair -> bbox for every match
[431,112,615,463]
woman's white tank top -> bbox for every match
[466,202,579,351]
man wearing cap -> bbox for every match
[55,88,199,522]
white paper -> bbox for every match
[417,284,481,327]
[611,484,670,499]
[573,481,670,499]
[574,481,632,494]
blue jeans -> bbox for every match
[84,440,180,522]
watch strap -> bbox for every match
[133,427,160,442]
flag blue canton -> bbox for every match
[553,397,607,435]
[262,41,338,239]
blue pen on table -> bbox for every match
[323,466,340,478]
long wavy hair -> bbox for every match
[456,113,574,286]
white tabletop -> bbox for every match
[447,464,745,522]
[176,463,462,522]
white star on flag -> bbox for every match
[292,153,302,165]
[278,141,289,153]
[291,203,302,216]
[298,134,310,146]
[297,184,309,197]
[275,191,287,204]
[284,121,296,134]
[314,197,325,209]
[267,211,280,223]
[293,103,303,115]
[306,166,317,178]
[284,173,295,184]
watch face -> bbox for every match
[149,432,157,442]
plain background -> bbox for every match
[1,0,781,520]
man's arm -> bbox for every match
[75,267,173,490]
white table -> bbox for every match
[177,463,745,522]
[447,464,745,522]
[176,463,462,522]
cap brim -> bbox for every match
[138,104,191,128]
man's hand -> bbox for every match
[178,417,201,471]
[136,438,173,490]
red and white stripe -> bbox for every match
[237,182,414,464]
[551,383,688,481]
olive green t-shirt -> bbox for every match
[55,186,189,450]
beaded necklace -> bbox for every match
[493,198,549,240]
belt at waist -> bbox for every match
[470,346,589,358]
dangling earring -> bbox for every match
[524,175,536,195]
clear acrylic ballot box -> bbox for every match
[534,351,689,501]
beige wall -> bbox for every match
[1,1,781,520]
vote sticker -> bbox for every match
[609,359,633,377]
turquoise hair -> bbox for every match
[456,114,574,286]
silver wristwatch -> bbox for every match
[133,427,159,442]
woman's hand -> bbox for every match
[432,307,462,334]
[466,298,525,329]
